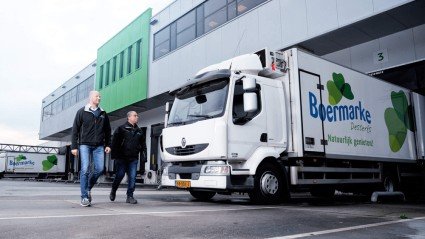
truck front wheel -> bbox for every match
[249,163,286,204]
[189,190,216,201]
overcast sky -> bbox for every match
[0,0,173,146]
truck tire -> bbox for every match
[310,186,335,198]
[189,190,216,201]
[249,163,287,204]
[382,167,399,192]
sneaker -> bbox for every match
[126,196,138,204]
[88,191,92,202]
[81,198,91,207]
[109,190,116,202]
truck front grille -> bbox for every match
[165,143,209,156]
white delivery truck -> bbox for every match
[0,151,66,178]
[160,48,425,203]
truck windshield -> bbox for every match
[168,78,229,126]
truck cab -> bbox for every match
[161,52,290,203]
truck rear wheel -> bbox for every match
[189,190,216,201]
[249,163,287,204]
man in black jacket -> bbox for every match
[71,91,111,207]
[110,111,146,204]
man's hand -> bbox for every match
[105,147,111,154]
[71,149,78,156]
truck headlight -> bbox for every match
[201,165,230,175]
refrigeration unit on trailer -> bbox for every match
[160,47,425,203]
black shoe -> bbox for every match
[109,190,116,201]
[88,191,92,202]
[126,196,137,204]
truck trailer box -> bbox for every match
[0,151,65,174]
[290,49,423,162]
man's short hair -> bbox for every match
[127,111,137,118]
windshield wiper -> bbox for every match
[188,114,213,119]
[168,121,186,126]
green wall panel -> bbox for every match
[95,8,151,113]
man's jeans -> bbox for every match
[79,145,104,199]
[112,159,138,197]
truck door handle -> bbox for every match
[260,133,268,142]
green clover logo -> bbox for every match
[326,73,354,105]
[384,91,414,152]
[15,154,26,162]
[42,155,58,171]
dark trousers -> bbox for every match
[112,159,138,197]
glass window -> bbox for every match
[204,0,227,16]
[99,65,104,89]
[52,97,63,115]
[237,0,266,15]
[170,22,177,51]
[204,6,227,33]
[43,104,52,121]
[153,0,266,60]
[196,5,204,37]
[63,91,71,109]
[135,40,142,69]
[86,75,94,92]
[228,1,237,20]
[177,10,196,32]
[119,51,124,78]
[154,26,170,46]
[112,56,117,82]
[70,86,77,105]
[127,46,132,74]
[177,25,196,48]
[77,80,87,102]
[154,40,170,59]
[105,61,110,86]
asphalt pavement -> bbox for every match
[0,179,425,239]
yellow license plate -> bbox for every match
[176,180,191,189]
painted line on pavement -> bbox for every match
[0,206,280,221]
[268,216,425,239]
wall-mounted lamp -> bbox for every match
[150,19,158,25]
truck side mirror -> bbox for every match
[164,102,170,128]
[243,92,258,113]
[243,77,256,91]
[165,102,170,113]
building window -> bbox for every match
[105,61,110,86]
[119,51,124,78]
[135,39,142,69]
[99,65,104,89]
[127,46,132,74]
[62,91,71,109]
[42,104,52,121]
[51,97,63,115]
[153,0,267,60]
[69,86,77,106]
[176,10,196,48]
[154,26,170,59]
[112,56,117,82]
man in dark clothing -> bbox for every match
[110,111,146,204]
[71,91,111,207]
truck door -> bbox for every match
[228,79,267,160]
[299,70,325,154]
